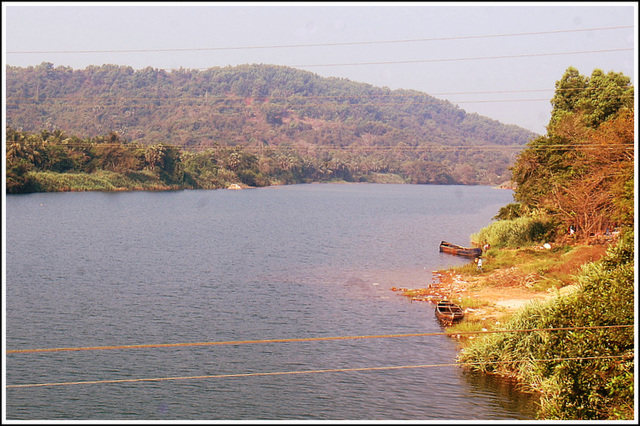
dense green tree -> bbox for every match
[548,66,588,131]
[576,69,634,128]
[144,143,182,182]
[549,67,633,132]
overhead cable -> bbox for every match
[6,25,633,55]
[6,355,632,389]
[7,324,633,355]
[294,48,633,68]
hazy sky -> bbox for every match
[3,2,637,134]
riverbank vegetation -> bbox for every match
[454,232,633,420]
[5,126,483,193]
[444,67,634,420]
[4,124,522,193]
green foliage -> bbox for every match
[548,66,587,129]
[27,170,177,192]
[6,158,38,193]
[7,127,434,192]
[461,67,634,419]
[511,133,574,208]
[471,215,557,248]
[493,202,524,220]
[458,231,635,419]
[549,67,633,131]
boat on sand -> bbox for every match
[435,300,465,324]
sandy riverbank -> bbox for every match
[392,269,555,322]
[434,269,557,320]
[392,243,609,324]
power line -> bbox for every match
[4,87,624,102]
[5,99,557,108]
[7,25,633,55]
[6,355,632,389]
[7,325,633,355]
[6,88,632,105]
[294,48,633,68]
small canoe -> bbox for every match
[435,300,465,324]
[439,241,482,258]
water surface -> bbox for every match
[5,183,538,420]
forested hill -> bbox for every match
[6,62,536,147]
[6,62,538,187]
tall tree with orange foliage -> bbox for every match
[512,67,634,240]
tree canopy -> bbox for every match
[510,67,634,240]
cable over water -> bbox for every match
[7,325,632,354]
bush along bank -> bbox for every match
[456,230,634,420]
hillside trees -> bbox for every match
[6,63,538,186]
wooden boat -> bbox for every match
[435,300,465,324]
[439,241,482,257]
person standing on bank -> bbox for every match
[476,257,483,272]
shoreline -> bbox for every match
[392,242,610,326]
[391,267,556,324]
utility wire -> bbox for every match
[7,325,633,355]
[6,355,632,389]
[5,142,634,154]
[5,87,629,102]
[7,25,632,55]
[294,48,633,68]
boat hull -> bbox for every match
[435,300,465,324]
[439,241,482,257]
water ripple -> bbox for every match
[5,184,537,420]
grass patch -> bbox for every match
[458,296,493,310]
[446,319,485,336]
[445,315,508,348]
[365,172,407,184]
[471,215,556,248]
[30,170,178,192]
[448,244,606,290]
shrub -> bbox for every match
[471,215,556,248]
[494,202,524,220]
[458,230,635,420]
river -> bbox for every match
[5,183,539,420]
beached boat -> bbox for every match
[435,300,465,324]
[439,241,482,257]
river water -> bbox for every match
[5,183,539,420]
